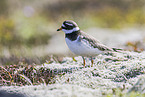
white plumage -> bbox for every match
[65,36,103,56]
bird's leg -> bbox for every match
[82,56,86,67]
[90,56,94,67]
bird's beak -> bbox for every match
[57,27,62,31]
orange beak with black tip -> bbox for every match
[57,27,62,31]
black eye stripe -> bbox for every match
[62,20,78,30]
[62,22,74,30]
[61,26,73,30]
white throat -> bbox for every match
[62,27,80,34]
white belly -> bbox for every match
[65,38,103,56]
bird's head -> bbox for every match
[57,20,80,34]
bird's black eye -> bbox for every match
[62,23,74,30]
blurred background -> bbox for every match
[0,0,145,65]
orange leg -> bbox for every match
[82,57,86,67]
[91,57,94,67]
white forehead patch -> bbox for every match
[62,23,65,27]
[65,23,73,26]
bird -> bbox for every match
[57,20,119,67]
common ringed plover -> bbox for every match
[57,20,119,67]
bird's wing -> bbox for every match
[79,31,113,51]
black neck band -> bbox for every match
[65,30,80,41]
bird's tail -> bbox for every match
[105,47,128,56]
[112,48,124,52]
